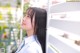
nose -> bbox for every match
[22,17,26,22]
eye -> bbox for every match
[24,14,30,19]
[27,15,30,17]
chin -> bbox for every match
[21,26,26,30]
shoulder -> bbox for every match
[25,41,43,53]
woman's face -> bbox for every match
[21,14,34,31]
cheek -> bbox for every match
[26,21,32,28]
[25,20,33,30]
[26,19,32,26]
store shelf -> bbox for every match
[48,43,61,53]
[48,35,80,53]
[48,27,80,40]
[50,2,80,13]
[49,11,80,22]
[47,2,80,53]
[49,19,80,35]
[48,27,80,53]
[47,25,80,52]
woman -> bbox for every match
[15,7,47,53]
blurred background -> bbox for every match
[0,0,22,53]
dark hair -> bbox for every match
[26,7,47,53]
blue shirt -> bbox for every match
[15,35,43,53]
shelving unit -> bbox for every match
[47,2,80,53]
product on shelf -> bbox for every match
[61,33,68,39]
[75,40,80,46]
[60,14,66,18]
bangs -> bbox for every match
[26,7,35,21]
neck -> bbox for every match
[26,29,34,37]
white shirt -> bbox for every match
[15,35,43,53]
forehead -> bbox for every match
[26,8,34,15]
[25,8,35,20]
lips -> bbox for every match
[22,22,26,25]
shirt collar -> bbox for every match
[24,35,36,45]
